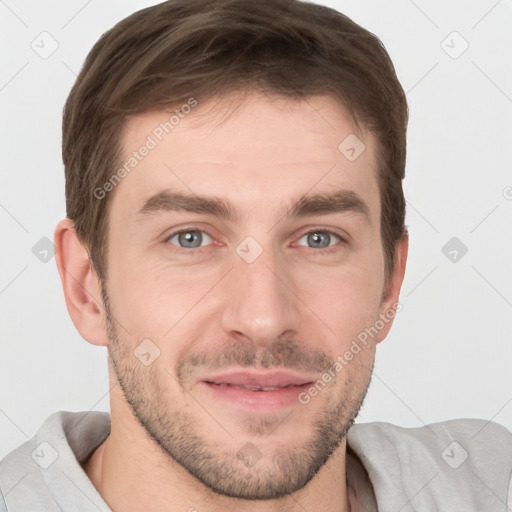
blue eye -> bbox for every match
[167,229,213,249]
[165,228,344,253]
[297,230,342,249]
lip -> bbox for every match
[196,369,316,414]
[199,369,316,388]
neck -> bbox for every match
[83,388,353,512]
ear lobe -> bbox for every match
[375,234,409,343]
[54,218,109,347]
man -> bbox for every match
[1,0,511,510]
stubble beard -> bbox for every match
[102,286,374,500]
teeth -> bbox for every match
[247,385,282,391]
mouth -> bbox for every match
[196,369,316,413]
[207,383,303,391]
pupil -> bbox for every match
[309,232,329,248]
[179,231,201,248]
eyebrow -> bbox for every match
[136,188,371,224]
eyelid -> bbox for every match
[165,227,215,249]
[163,226,349,253]
[294,228,346,249]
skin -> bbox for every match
[55,92,408,512]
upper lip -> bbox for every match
[199,369,316,388]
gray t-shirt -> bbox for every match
[1,411,511,511]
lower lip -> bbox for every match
[199,382,312,413]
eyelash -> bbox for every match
[164,227,346,254]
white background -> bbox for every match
[1,0,511,460]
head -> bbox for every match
[56,0,408,501]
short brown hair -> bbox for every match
[63,0,408,284]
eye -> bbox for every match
[296,230,342,249]
[167,229,213,249]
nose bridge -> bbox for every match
[220,239,301,345]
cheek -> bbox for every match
[106,218,385,354]
[106,254,220,348]
[295,261,384,339]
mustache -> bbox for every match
[176,338,334,383]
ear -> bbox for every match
[54,218,109,347]
[375,234,409,343]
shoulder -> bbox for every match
[0,410,110,511]
[347,418,512,510]
[349,417,512,454]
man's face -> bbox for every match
[102,93,395,499]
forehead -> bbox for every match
[112,93,380,222]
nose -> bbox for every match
[220,243,301,347]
